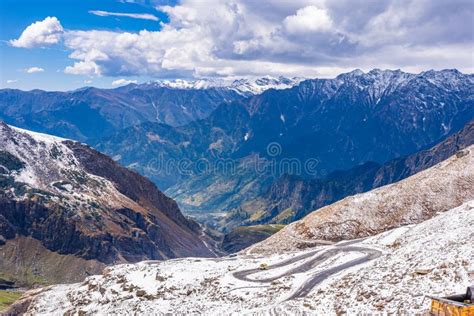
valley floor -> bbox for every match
[13,200,474,315]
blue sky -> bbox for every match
[0,0,174,90]
[1,0,473,91]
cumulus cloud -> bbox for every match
[65,60,102,75]
[6,80,18,84]
[26,67,45,73]
[89,10,159,21]
[283,6,332,34]
[11,1,474,78]
[111,78,138,86]
[10,16,63,48]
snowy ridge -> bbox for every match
[229,76,304,96]
[0,122,130,210]
[10,125,68,143]
[13,200,474,314]
[298,68,473,106]
[303,199,474,313]
[147,76,304,96]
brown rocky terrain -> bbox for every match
[0,237,105,287]
[0,122,216,286]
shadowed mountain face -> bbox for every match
[94,69,473,227]
[223,120,474,229]
[0,122,216,286]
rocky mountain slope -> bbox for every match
[95,69,474,225]
[8,199,473,314]
[0,122,216,286]
[249,144,474,254]
[223,119,474,229]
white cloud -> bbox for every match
[10,1,474,79]
[89,10,159,21]
[283,6,332,34]
[65,60,102,75]
[10,16,63,48]
[6,79,18,84]
[26,67,45,73]
[112,78,138,86]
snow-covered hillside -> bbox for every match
[11,200,474,315]
[1,123,123,211]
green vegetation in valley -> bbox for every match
[0,290,22,311]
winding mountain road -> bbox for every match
[233,244,381,300]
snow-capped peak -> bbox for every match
[230,76,304,96]
[150,78,225,90]
[146,76,304,96]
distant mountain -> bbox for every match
[94,102,251,189]
[150,76,304,96]
[235,69,473,165]
[222,119,474,229]
[250,144,474,254]
[0,122,216,287]
[0,85,242,141]
[0,76,303,142]
[95,69,474,227]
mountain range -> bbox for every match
[1,68,473,313]
[94,69,474,229]
[149,76,304,96]
[0,76,301,143]
[1,69,473,233]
